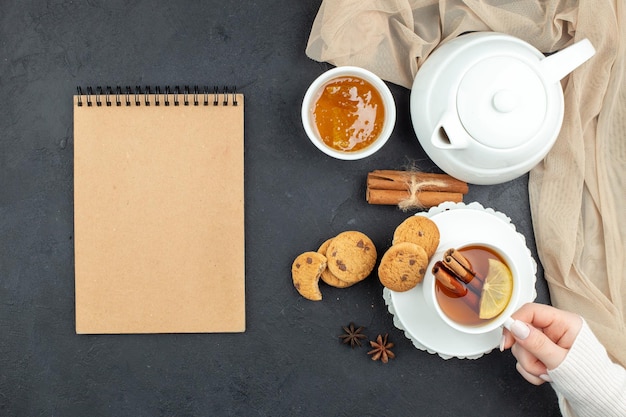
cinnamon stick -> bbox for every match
[433,262,479,313]
[432,262,467,296]
[365,170,468,209]
[442,249,482,295]
[366,188,464,207]
[367,170,469,194]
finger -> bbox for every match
[509,320,568,370]
[511,302,560,324]
[511,343,548,377]
[542,314,582,349]
[515,362,546,386]
[500,328,515,351]
[512,303,581,348]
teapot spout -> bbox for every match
[540,38,595,84]
[430,111,472,150]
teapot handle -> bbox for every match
[431,111,472,150]
[540,39,595,84]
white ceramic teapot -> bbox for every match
[410,32,595,185]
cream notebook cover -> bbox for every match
[73,86,245,334]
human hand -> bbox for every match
[500,302,583,385]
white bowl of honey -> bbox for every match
[301,66,396,160]
[424,242,522,335]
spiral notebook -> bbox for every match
[73,86,245,334]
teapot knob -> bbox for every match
[492,90,518,113]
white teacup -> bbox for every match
[301,66,396,160]
[423,242,521,335]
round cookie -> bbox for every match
[326,231,377,284]
[392,215,440,258]
[291,251,327,301]
[378,242,428,292]
[317,238,353,288]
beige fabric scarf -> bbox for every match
[306,0,626,368]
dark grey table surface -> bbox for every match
[1,1,562,416]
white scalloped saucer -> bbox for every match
[383,202,537,360]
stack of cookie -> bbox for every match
[378,216,440,292]
[292,231,377,301]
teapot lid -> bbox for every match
[456,56,547,149]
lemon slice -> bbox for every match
[479,258,513,319]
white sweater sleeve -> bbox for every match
[548,319,626,417]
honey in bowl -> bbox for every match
[311,76,385,152]
[433,245,514,327]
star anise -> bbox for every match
[339,322,367,348]
[368,333,395,363]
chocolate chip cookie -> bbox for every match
[317,238,354,288]
[378,242,428,292]
[326,231,377,284]
[392,215,440,258]
[291,251,327,301]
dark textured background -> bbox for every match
[0,1,561,416]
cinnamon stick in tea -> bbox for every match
[432,262,467,296]
[442,249,482,295]
[432,262,479,313]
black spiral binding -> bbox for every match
[76,85,238,107]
